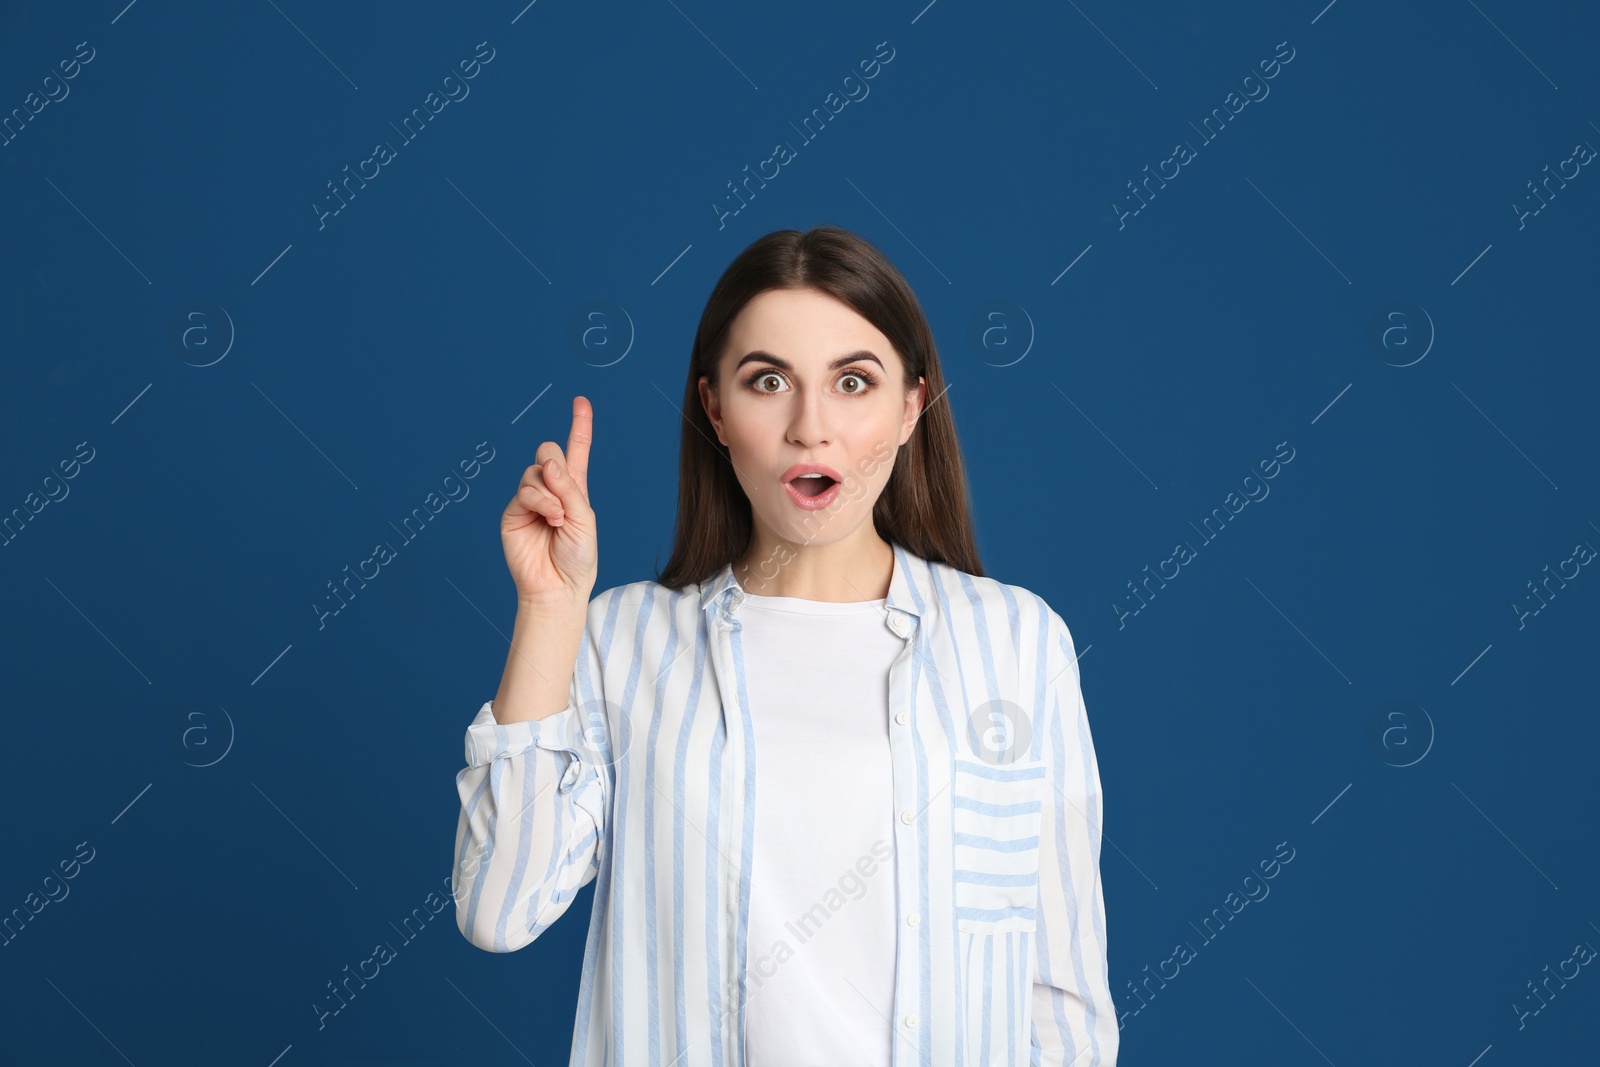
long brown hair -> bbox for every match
[654,226,984,589]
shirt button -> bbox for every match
[906,912,920,926]
[904,1013,919,1029]
[894,711,909,726]
[559,761,581,793]
[888,614,909,636]
[899,809,914,825]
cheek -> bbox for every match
[842,446,890,495]
[715,399,754,444]
[856,419,902,469]
[722,417,769,457]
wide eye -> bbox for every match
[752,372,786,393]
[839,372,873,394]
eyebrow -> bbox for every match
[733,349,885,374]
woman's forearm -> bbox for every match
[491,597,590,724]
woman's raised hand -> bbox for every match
[501,396,598,607]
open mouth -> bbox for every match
[789,474,837,497]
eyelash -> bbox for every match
[741,368,881,395]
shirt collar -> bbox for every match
[699,540,923,620]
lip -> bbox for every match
[784,478,841,511]
[781,462,844,512]
[781,462,843,483]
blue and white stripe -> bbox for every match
[453,541,1118,1065]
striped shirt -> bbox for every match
[452,541,1118,1066]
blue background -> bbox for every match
[2,0,1596,1063]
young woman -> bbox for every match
[452,227,1117,1066]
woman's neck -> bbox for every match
[734,533,894,602]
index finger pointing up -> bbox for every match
[565,395,593,490]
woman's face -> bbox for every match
[698,286,925,550]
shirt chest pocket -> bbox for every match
[950,756,1047,935]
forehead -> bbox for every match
[723,288,898,367]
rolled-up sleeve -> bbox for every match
[452,609,610,954]
[1031,606,1119,1065]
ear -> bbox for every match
[698,375,727,446]
[899,376,925,446]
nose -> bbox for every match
[786,382,832,448]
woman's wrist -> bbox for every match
[516,588,592,618]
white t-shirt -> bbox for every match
[737,591,902,1067]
